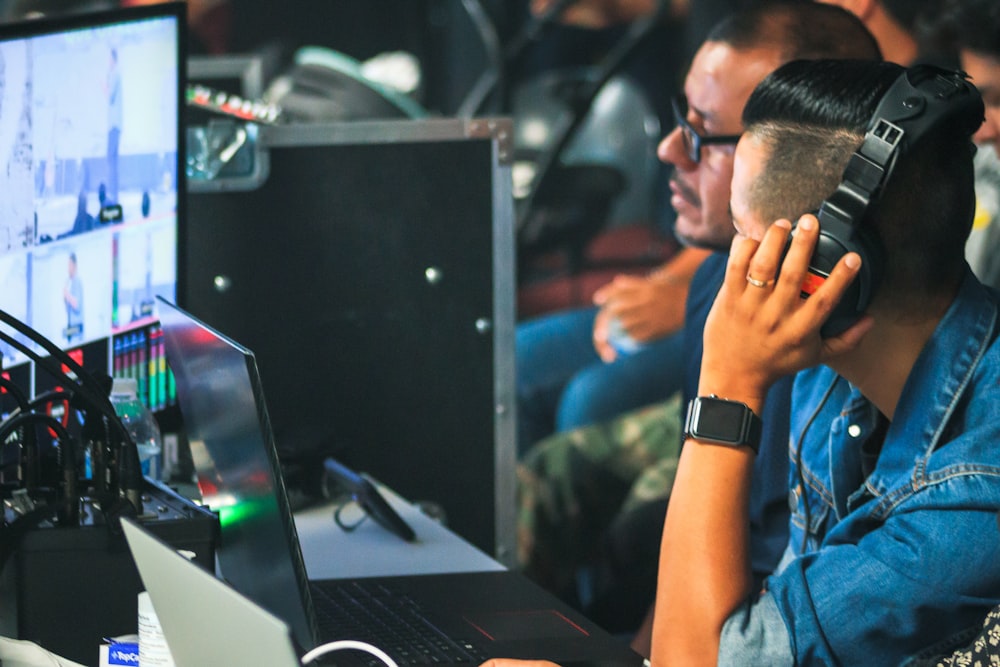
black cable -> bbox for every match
[81,403,115,497]
[26,389,85,491]
[0,307,114,418]
[0,375,30,411]
[29,386,119,498]
[0,375,33,488]
[0,412,73,472]
[0,323,126,451]
[333,501,368,532]
[0,411,77,524]
[0,329,121,476]
[456,0,581,118]
[28,389,75,419]
[0,310,141,510]
[794,375,841,555]
[2,409,38,493]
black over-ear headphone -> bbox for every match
[797,65,983,337]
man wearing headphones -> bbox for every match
[486,59,1000,667]
[651,59,1000,665]
[516,2,882,645]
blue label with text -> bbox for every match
[108,642,139,665]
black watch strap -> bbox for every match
[684,395,762,454]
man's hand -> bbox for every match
[699,215,871,402]
[480,660,562,667]
[590,247,710,363]
[593,271,687,337]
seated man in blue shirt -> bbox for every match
[488,58,1000,665]
[516,5,882,624]
[653,59,1000,665]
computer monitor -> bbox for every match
[0,3,185,416]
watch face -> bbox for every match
[691,398,746,443]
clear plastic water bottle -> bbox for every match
[605,315,646,356]
[110,377,163,480]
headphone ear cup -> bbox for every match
[821,226,882,338]
[789,219,884,338]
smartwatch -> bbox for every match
[684,395,762,454]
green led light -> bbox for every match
[215,498,276,528]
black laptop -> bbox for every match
[156,298,642,666]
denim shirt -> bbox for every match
[719,268,1000,666]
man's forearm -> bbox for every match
[652,440,755,665]
[651,371,763,665]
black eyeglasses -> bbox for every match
[671,95,742,164]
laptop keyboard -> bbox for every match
[311,580,487,666]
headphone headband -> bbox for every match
[800,65,983,337]
[818,65,983,230]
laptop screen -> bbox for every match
[157,297,317,649]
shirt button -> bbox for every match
[848,424,862,438]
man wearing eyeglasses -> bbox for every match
[515,0,883,650]
[515,0,887,459]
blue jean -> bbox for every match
[516,306,685,455]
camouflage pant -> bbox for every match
[516,393,682,604]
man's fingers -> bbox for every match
[745,219,792,290]
[772,216,818,301]
[725,235,760,289]
[799,251,863,328]
[480,660,563,667]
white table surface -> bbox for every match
[294,485,505,579]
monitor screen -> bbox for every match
[0,4,185,414]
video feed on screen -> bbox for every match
[0,11,180,364]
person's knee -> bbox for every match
[556,367,622,431]
[515,318,572,400]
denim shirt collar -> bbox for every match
[864,267,998,498]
